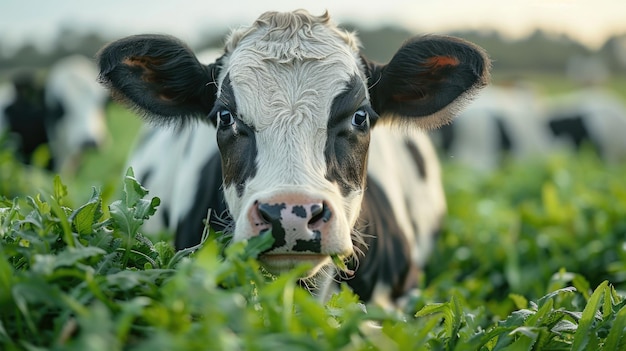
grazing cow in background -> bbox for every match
[545,87,626,163]
[0,55,109,172]
[0,72,48,165]
[431,83,550,171]
[98,10,490,308]
[432,84,626,171]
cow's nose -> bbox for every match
[251,198,333,253]
[257,202,331,229]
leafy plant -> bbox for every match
[0,151,625,350]
[426,150,626,318]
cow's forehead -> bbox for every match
[217,11,365,128]
[224,11,361,60]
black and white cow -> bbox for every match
[0,55,109,172]
[0,72,48,165]
[545,87,626,163]
[432,84,550,171]
[433,84,626,171]
[98,10,490,307]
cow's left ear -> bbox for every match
[363,35,490,129]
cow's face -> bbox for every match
[212,14,372,275]
[97,10,490,279]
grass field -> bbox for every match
[1,81,626,349]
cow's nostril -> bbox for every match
[310,203,323,219]
[257,202,282,224]
[308,202,331,227]
[259,211,272,224]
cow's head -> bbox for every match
[45,55,109,172]
[98,10,489,279]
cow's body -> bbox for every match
[545,87,626,163]
[432,84,550,171]
[98,10,490,307]
[0,55,109,172]
[128,122,225,237]
[434,84,626,171]
[346,127,445,307]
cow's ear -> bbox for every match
[364,35,490,129]
[97,34,220,125]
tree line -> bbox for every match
[1,24,624,82]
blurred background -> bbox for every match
[2,0,625,81]
[0,0,624,195]
[1,0,625,198]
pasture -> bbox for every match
[1,76,626,349]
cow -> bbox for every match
[0,72,48,165]
[0,55,109,172]
[433,84,626,171]
[97,10,490,308]
[545,87,626,163]
[432,83,551,171]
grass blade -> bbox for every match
[571,280,608,351]
[603,304,626,351]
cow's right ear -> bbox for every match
[97,34,219,125]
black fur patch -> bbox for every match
[175,150,230,250]
[405,140,427,179]
[341,176,417,302]
[258,203,287,250]
[324,75,373,196]
[214,76,258,198]
[495,115,513,153]
[548,114,598,152]
[3,73,53,168]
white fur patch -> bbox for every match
[367,128,445,268]
[127,122,218,234]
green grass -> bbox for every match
[66,103,143,206]
[428,151,626,316]
[0,151,625,350]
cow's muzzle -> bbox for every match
[246,193,352,275]
[250,195,333,254]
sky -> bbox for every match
[1,0,625,55]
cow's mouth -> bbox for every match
[259,254,331,277]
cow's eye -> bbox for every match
[217,109,235,127]
[351,109,369,127]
